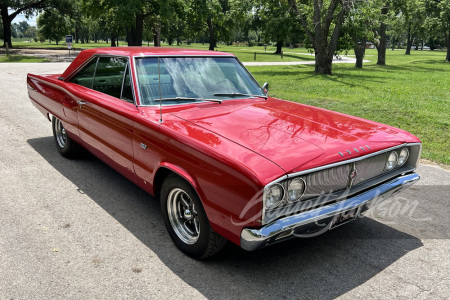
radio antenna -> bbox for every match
[158,57,163,124]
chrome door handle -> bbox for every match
[77,100,88,108]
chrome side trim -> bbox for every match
[241,172,420,251]
[267,143,421,186]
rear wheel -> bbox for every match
[160,174,227,259]
[52,117,81,158]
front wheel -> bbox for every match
[160,174,227,259]
[52,117,81,158]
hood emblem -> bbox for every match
[347,163,357,189]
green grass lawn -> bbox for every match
[6,40,112,49]
[248,49,450,165]
[0,54,49,62]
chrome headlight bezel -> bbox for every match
[286,177,306,203]
[263,183,284,209]
[385,151,398,171]
[398,147,409,166]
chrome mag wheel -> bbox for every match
[167,188,200,244]
[52,116,81,158]
[54,118,67,148]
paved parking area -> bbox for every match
[0,63,449,299]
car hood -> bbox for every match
[168,98,419,173]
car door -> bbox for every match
[71,56,139,180]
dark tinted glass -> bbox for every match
[93,57,127,99]
[121,64,134,103]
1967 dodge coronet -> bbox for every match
[27,47,421,258]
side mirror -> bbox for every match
[262,82,269,94]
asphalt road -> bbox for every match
[1,63,449,299]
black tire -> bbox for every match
[160,174,227,259]
[52,116,81,158]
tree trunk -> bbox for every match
[353,35,367,68]
[127,13,144,46]
[153,21,161,47]
[405,22,413,55]
[446,34,450,62]
[376,22,387,65]
[1,6,13,48]
[314,47,333,74]
[207,16,215,50]
[288,0,345,75]
[176,23,181,45]
[375,5,388,65]
[111,33,116,47]
[75,28,79,43]
[274,41,283,54]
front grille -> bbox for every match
[303,163,351,198]
[354,153,386,185]
[301,153,387,200]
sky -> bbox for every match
[8,9,38,27]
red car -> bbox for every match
[27,47,421,258]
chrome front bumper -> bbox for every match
[240,173,420,251]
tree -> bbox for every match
[387,11,405,50]
[1,0,61,47]
[372,1,390,65]
[84,0,181,47]
[288,0,351,74]
[0,15,3,40]
[37,9,71,44]
[425,0,450,61]
[260,0,299,54]
[186,0,234,50]
[395,0,426,55]
[24,25,36,39]
[341,0,380,68]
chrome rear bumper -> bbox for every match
[240,173,420,251]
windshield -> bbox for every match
[135,57,265,106]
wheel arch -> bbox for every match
[153,163,199,200]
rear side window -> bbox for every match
[69,58,98,88]
[93,57,128,99]
[69,56,134,103]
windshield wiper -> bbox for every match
[158,97,222,103]
[213,92,268,99]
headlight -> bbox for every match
[264,184,284,208]
[287,177,306,203]
[386,151,398,171]
[398,147,409,166]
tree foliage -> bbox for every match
[425,0,450,61]
[1,0,71,47]
[37,9,71,44]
